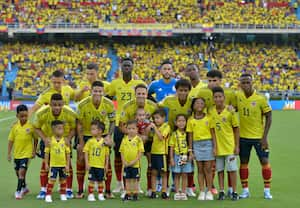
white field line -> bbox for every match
[0,116,15,122]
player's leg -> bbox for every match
[196,161,205,200]
[186,171,196,197]
[76,147,85,198]
[14,160,22,199]
[113,127,124,193]
[59,168,67,201]
[216,156,225,200]
[66,161,73,198]
[226,155,239,200]
[87,167,96,201]
[151,168,158,198]
[146,152,152,196]
[97,168,105,201]
[37,141,48,199]
[181,173,188,200]
[254,141,272,199]
[132,177,139,201]
[21,160,30,195]
[45,168,57,203]
[239,138,253,198]
[161,171,169,199]
[173,173,181,200]
[210,160,218,195]
[204,160,214,200]
[105,157,114,198]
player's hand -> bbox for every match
[188,152,194,161]
[104,165,109,173]
[65,166,70,174]
[234,146,240,155]
[31,151,36,159]
[77,143,84,152]
[44,138,50,146]
[227,105,236,112]
[83,86,90,92]
[85,164,90,171]
[170,159,175,167]
[7,154,12,162]
[261,138,269,151]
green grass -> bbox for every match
[0,110,300,207]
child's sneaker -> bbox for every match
[232,192,239,201]
[161,192,169,200]
[21,188,30,196]
[112,181,123,193]
[218,191,225,200]
[98,193,105,201]
[60,194,67,201]
[205,191,214,200]
[36,190,46,199]
[150,192,156,199]
[239,189,250,199]
[120,190,126,199]
[197,191,205,200]
[132,194,138,201]
[45,195,52,203]
[66,190,74,199]
[105,192,115,199]
[174,192,181,200]
[186,187,196,197]
[15,191,22,200]
[122,194,130,202]
[156,183,162,192]
[146,189,152,197]
[87,194,96,202]
[264,190,273,200]
[180,193,188,200]
[76,191,84,199]
[211,187,218,195]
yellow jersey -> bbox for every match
[189,81,207,99]
[236,91,272,139]
[36,85,74,106]
[45,136,70,167]
[106,78,146,125]
[83,137,109,168]
[210,106,239,156]
[169,130,188,155]
[8,121,36,159]
[159,95,192,130]
[120,99,157,124]
[186,114,212,141]
[76,80,110,101]
[119,135,144,168]
[33,105,77,137]
[77,96,115,136]
[151,123,171,155]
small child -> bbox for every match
[119,120,144,201]
[169,114,193,200]
[83,120,110,202]
[7,104,38,199]
[149,108,171,199]
[187,97,214,200]
[44,120,71,203]
[210,87,240,201]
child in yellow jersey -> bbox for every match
[210,87,239,201]
[119,120,144,201]
[44,120,71,203]
[149,108,170,199]
[7,105,38,200]
[169,114,193,201]
[187,98,214,201]
[83,120,109,202]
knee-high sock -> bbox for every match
[67,164,73,189]
[76,161,85,193]
[98,182,104,194]
[262,164,272,188]
[88,182,94,194]
[240,164,249,188]
[114,156,122,182]
[147,167,152,190]
[105,162,112,193]
[60,179,66,194]
[188,172,194,188]
[40,161,48,188]
[46,180,54,195]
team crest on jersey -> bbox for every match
[61,144,64,148]
[101,111,106,115]
[26,128,30,133]
[64,93,69,98]
[251,101,256,106]
[205,121,209,126]
[222,117,227,122]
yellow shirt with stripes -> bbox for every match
[236,91,271,139]
[83,137,109,168]
[186,114,212,141]
[45,136,70,167]
[119,135,144,168]
[8,121,36,159]
[151,123,171,155]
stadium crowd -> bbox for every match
[0,0,299,26]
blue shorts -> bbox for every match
[88,167,105,182]
[144,140,153,153]
[49,167,67,179]
[193,140,215,161]
[151,154,168,172]
[239,138,269,160]
[14,158,29,171]
[123,167,140,179]
[37,140,45,158]
[171,154,193,174]
[113,127,124,157]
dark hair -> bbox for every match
[175,79,191,90]
[206,70,222,79]
[161,59,172,67]
[92,80,104,88]
[175,114,187,121]
[87,63,98,71]
[91,120,105,132]
[16,104,28,114]
[186,63,199,70]
[212,86,224,95]
[127,119,137,126]
[121,57,134,64]
[135,84,147,92]
[191,97,206,110]
[51,120,64,127]
[52,70,64,78]
[152,108,166,118]
[240,73,252,79]
[51,93,63,101]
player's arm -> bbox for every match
[151,123,163,141]
[210,128,217,156]
[83,146,90,171]
[129,151,143,167]
[66,128,75,147]
[35,128,50,145]
[187,132,194,160]
[44,150,50,171]
[169,146,175,167]
[7,140,13,162]
[32,136,38,159]
[120,152,127,167]
[28,103,41,118]
[65,151,71,173]
[233,126,240,155]
[261,111,272,150]
[76,120,84,151]
[74,86,89,102]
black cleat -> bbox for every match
[232,192,239,201]
[122,194,130,202]
[218,191,225,200]
[150,192,156,199]
[161,192,169,200]
[132,194,138,201]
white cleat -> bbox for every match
[60,194,67,201]
[186,187,196,197]
[112,181,124,193]
[87,194,96,202]
[45,195,52,203]
[174,192,181,200]
[197,191,205,200]
[98,193,105,201]
[205,191,214,200]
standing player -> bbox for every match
[29,70,74,117]
[148,60,177,102]
[44,120,71,203]
[184,63,207,99]
[76,81,115,198]
[236,74,273,199]
[106,57,146,193]
[34,93,77,199]
[74,63,110,101]
[7,104,38,199]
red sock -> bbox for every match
[105,162,112,193]
[76,161,85,193]
[98,182,104,194]
[262,164,272,188]
[40,161,48,188]
[46,181,54,195]
[88,182,94,194]
[114,156,122,181]
[67,164,73,189]
[188,172,194,188]
[60,180,66,194]
[240,164,249,188]
[147,167,151,190]
[227,172,232,187]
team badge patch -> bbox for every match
[26,128,30,133]
[222,117,227,122]
[251,101,256,106]
[101,111,106,115]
